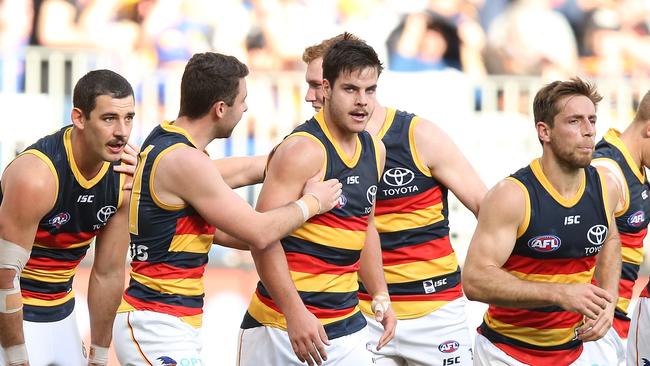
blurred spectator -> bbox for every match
[0,0,32,92]
[32,0,139,52]
[386,0,486,79]
[484,0,578,79]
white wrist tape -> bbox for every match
[88,344,109,365]
[371,292,391,316]
[3,344,28,366]
[293,199,310,221]
[0,239,29,314]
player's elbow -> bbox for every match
[246,234,274,251]
[461,269,484,302]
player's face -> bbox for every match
[220,78,248,138]
[82,94,134,162]
[323,67,378,135]
[545,95,597,169]
[305,57,324,112]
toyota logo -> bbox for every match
[383,167,415,187]
[367,185,377,204]
[97,205,117,223]
[587,224,608,246]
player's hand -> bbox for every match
[302,172,342,214]
[285,307,330,366]
[556,283,613,321]
[376,306,396,351]
[113,142,139,190]
[576,293,615,342]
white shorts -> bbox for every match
[628,297,650,366]
[582,326,625,366]
[113,311,204,366]
[474,333,593,366]
[237,325,372,366]
[0,309,86,366]
[365,297,473,366]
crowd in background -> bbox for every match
[2,0,650,88]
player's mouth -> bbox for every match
[350,110,368,122]
[107,140,126,154]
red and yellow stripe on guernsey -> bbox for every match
[614,229,645,335]
[364,184,459,318]
[484,254,595,363]
[119,215,213,328]
[246,211,366,329]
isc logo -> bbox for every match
[438,340,459,353]
[628,210,646,227]
[527,235,561,252]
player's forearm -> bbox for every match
[595,236,621,299]
[0,312,26,348]
[250,243,305,316]
[358,234,388,296]
[88,269,124,347]
[463,265,566,308]
[215,155,266,189]
[213,229,251,251]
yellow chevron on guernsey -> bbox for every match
[291,224,366,250]
[168,234,213,253]
[21,267,77,283]
[247,294,360,330]
[290,271,359,293]
[384,253,458,283]
[22,291,74,307]
[375,203,443,233]
[32,237,94,249]
[131,272,204,296]
[508,268,595,284]
[484,315,578,347]
[622,246,643,264]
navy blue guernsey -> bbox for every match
[480,159,610,365]
[241,110,381,339]
[2,126,124,322]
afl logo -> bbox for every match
[383,167,415,187]
[336,194,348,209]
[628,210,646,227]
[97,205,117,223]
[587,225,608,246]
[48,212,70,229]
[528,235,561,252]
[438,340,460,353]
[367,185,377,204]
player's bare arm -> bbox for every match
[153,145,339,249]
[414,118,486,217]
[463,179,614,315]
[0,154,57,365]
[577,172,622,342]
[213,155,267,189]
[251,135,340,366]
[86,190,131,366]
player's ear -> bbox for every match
[323,79,331,100]
[71,108,85,129]
[536,121,551,144]
[213,101,226,119]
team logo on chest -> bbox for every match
[527,235,561,252]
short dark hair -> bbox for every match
[533,77,602,127]
[73,69,134,118]
[179,52,249,119]
[322,34,383,87]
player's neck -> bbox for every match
[69,129,104,179]
[365,104,387,137]
[538,155,585,199]
[620,124,645,170]
[171,117,212,150]
[322,109,359,155]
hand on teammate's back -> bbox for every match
[285,306,330,366]
[302,171,343,214]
